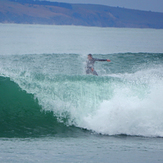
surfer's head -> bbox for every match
[88,54,92,60]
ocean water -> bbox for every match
[0,23,163,162]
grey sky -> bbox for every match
[48,0,163,13]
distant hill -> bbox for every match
[0,0,163,28]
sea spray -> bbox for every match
[0,53,163,137]
[83,67,163,137]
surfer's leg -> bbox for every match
[86,69,91,74]
[86,69,98,76]
[93,70,98,76]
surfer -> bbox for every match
[86,54,111,76]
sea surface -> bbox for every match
[0,23,163,163]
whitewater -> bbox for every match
[0,23,163,163]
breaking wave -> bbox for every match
[0,53,163,137]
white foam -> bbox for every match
[82,68,163,137]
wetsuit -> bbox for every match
[86,58,107,76]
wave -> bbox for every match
[0,53,163,138]
[0,76,85,137]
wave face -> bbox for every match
[0,53,163,137]
[0,76,82,137]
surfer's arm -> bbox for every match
[94,58,111,62]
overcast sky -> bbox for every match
[48,0,163,13]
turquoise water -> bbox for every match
[0,24,163,162]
